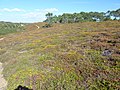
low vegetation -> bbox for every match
[0,21,120,90]
[0,21,26,35]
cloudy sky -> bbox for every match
[0,0,120,23]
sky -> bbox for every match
[0,0,120,23]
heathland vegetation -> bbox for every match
[0,8,120,90]
[0,21,26,35]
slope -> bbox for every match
[0,21,120,90]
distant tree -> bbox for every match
[90,12,105,21]
[62,13,69,23]
[104,10,111,21]
[45,13,53,25]
[43,8,120,23]
[51,15,58,23]
[107,8,120,20]
[73,13,78,22]
[42,13,53,28]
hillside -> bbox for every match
[0,21,120,90]
[0,22,26,35]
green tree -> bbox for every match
[51,15,58,23]
[110,8,120,20]
[43,8,120,23]
[45,13,53,25]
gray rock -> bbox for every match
[102,49,113,56]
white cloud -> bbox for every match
[0,8,58,22]
[44,8,58,12]
[35,8,58,12]
[22,12,42,18]
[0,8,25,12]
[22,8,58,21]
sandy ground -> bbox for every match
[0,62,7,90]
[0,38,4,41]
[35,25,40,29]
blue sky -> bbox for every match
[0,0,120,23]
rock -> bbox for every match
[102,49,113,56]
[15,85,33,90]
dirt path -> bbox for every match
[0,38,4,41]
[35,25,40,29]
[0,62,7,90]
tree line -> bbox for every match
[44,8,120,24]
